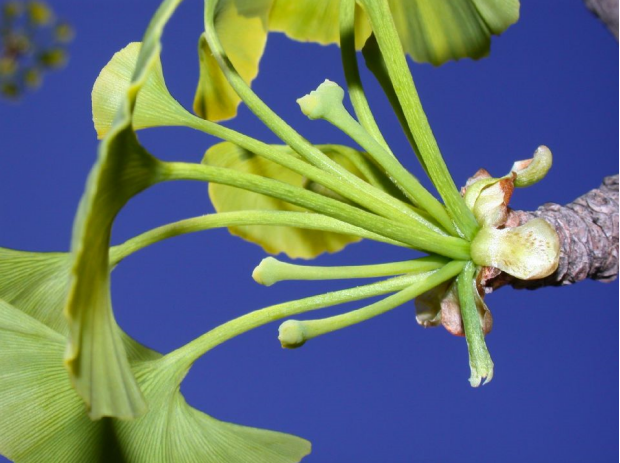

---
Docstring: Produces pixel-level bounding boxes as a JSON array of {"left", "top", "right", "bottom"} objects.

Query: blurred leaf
[
  {"left": 27, "top": 1, "right": 53, "bottom": 26},
  {"left": 54, "top": 21, "right": 74, "bottom": 42},
  {"left": 38, "top": 48, "right": 67, "bottom": 68},
  {"left": 0, "top": 57, "right": 18, "bottom": 76},
  {"left": 23, "top": 66, "right": 42, "bottom": 88},
  {"left": 386, "top": 0, "right": 519, "bottom": 65},
  {"left": 2, "top": 1, "right": 24, "bottom": 19},
  {"left": 268, "top": 0, "right": 371, "bottom": 48},
  {"left": 1, "top": 81, "right": 20, "bottom": 98},
  {"left": 1, "top": 1, "right": 72, "bottom": 100}
]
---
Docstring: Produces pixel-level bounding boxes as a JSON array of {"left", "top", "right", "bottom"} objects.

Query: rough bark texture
[
  {"left": 484, "top": 175, "right": 619, "bottom": 292},
  {"left": 583, "top": 0, "right": 619, "bottom": 39}
]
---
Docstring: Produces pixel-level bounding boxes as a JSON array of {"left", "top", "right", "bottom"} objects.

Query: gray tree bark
[
  {"left": 484, "top": 2, "right": 619, "bottom": 292},
  {"left": 483, "top": 175, "right": 619, "bottom": 292},
  {"left": 583, "top": 0, "right": 619, "bottom": 39}
]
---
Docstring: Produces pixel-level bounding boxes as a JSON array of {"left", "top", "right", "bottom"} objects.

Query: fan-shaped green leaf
[
  {"left": 92, "top": 42, "right": 191, "bottom": 139},
  {"left": 67, "top": 0, "right": 183, "bottom": 419},
  {"left": 268, "top": 0, "right": 519, "bottom": 65},
  {"left": 386, "top": 0, "right": 519, "bottom": 65},
  {"left": 0, "top": 298, "right": 310, "bottom": 462}
]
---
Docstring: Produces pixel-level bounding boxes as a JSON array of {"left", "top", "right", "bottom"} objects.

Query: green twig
[
  {"left": 339, "top": 0, "right": 390, "bottom": 153},
  {"left": 159, "top": 161, "right": 471, "bottom": 259},
  {"left": 278, "top": 259, "right": 465, "bottom": 347},
  {"left": 457, "top": 261, "right": 494, "bottom": 387},
  {"left": 253, "top": 255, "right": 448, "bottom": 286},
  {"left": 359, "top": 0, "right": 479, "bottom": 239},
  {"left": 163, "top": 271, "right": 436, "bottom": 373},
  {"left": 110, "top": 210, "right": 408, "bottom": 265}
]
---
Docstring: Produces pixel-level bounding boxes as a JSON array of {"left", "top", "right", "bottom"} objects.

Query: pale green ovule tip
[
  {"left": 296, "top": 79, "right": 345, "bottom": 120},
  {"left": 252, "top": 257, "right": 281, "bottom": 287},
  {"left": 278, "top": 320, "right": 307, "bottom": 349},
  {"left": 296, "top": 94, "right": 319, "bottom": 118}
]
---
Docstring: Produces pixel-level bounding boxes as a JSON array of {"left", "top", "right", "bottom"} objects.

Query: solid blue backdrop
[{"left": 0, "top": 1, "right": 618, "bottom": 462}]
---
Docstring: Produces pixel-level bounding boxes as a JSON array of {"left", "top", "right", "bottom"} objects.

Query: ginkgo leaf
[
  {"left": 0, "top": 298, "right": 311, "bottom": 463},
  {"left": 67, "top": 0, "right": 181, "bottom": 419},
  {"left": 65, "top": 116, "right": 163, "bottom": 420},
  {"left": 204, "top": 142, "right": 396, "bottom": 259},
  {"left": 193, "top": 0, "right": 272, "bottom": 121},
  {"left": 0, "top": 246, "right": 160, "bottom": 362},
  {"left": 0, "top": 247, "right": 72, "bottom": 334},
  {"left": 92, "top": 42, "right": 192, "bottom": 139},
  {"left": 268, "top": 0, "right": 371, "bottom": 48},
  {"left": 117, "top": 360, "right": 311, "bottom": 463},
  {"left": 268, "top": 0, "right": 518, "bottom": 65},
  {"left": 0, "top": 298, "right": 113, "bottom": 463},
  {"left": 386, "top": 0, "right": 519, "bottom": 65},
  {"left": 195, "top": 0, "right": 518, "bottom": 123}
]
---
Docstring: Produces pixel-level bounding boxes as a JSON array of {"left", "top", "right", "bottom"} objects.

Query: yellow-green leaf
[
  {"left": 196, "top": 0, "right": 519, "bottom": 123},
  {"left": 269, "top": 0, "right": 371, "bottom": 49},
  {"left": 65, "top": 121, "right": 162, "bottom": 420},
  {"left": 118, "top": 361, "right": 311, "bottom": 463},
  {"left": 204, "top": 142, "right": 380, "bottom": 259},
  {"left": 0, "top": 298, "right": 311, "bottom": 463},
  {"left": 386, "top": 0, "right": 519, "bottom": 65},
  {"left": 92, "top": 42, "right": 191, "bottom": 139},
  {"left": 193, "top": 0, "right": 271, "bottom": 121},
  {"left": 0, "top": 298, "right": 110, "bottom": 463},
  {"left": 267, "top": 0, "right": 518, "bottom": 65},
  {"left": 0, "top": 247, "right": 72, "bottom": 334},
  {"left": 67, "top": 0, "right": 183, "bottom": 419},
  {"left": 471, "top": 0, "right": 520, "bottom": 34},
  {"left": 0, "top": 246, "right": 160, "bottom": 362}
]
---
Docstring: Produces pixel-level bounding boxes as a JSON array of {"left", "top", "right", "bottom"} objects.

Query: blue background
[{"left": 0, "top": 1, "right": 617, "bottom": 462}]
